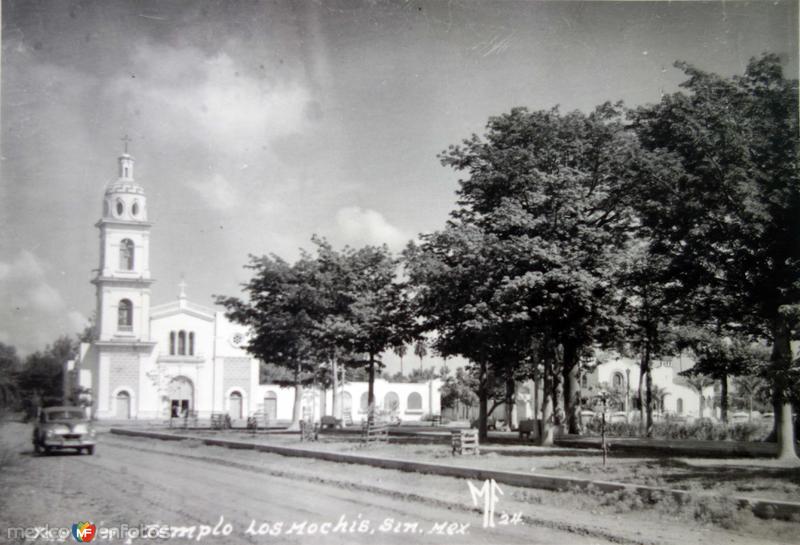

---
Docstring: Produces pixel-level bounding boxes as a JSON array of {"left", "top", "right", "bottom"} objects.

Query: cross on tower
[
  {"left": 178, "top": 276, "right": 187, "bottom": 300},
  {"left": 121, "top": 134, "right": 132, "bottom": 153}
]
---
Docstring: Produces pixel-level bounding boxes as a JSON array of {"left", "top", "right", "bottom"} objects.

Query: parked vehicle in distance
[{"left": 33, "top": 406, "right": 96, "bottom": 455}]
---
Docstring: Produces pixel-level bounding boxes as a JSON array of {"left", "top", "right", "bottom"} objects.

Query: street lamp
[{"left": 598, "top": 389, "right": 610, "bottom": 466}]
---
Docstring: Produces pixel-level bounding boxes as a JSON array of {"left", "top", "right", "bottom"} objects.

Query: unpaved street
[{"left": 0, "top": 426, "right": 607, "bottom": 545}]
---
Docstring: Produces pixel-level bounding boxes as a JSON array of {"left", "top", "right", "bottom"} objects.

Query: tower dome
[{"left": 103, "top": 152, "right": 147, "bottom": 222}]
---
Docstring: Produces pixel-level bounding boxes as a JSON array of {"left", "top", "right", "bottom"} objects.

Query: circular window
[
  {"left": 116, "top": 200, "right": 124, "bottom": 216},
  {"left": 132, "top": 201, "right": 140, "bottom": 217},
  {"left": 229, "top": 333, "right": 244, "bottom": 348}
]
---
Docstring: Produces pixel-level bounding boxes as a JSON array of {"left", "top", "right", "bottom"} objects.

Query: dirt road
[{"left": 1, "top": 427, "right": 606, "bottom": 545}]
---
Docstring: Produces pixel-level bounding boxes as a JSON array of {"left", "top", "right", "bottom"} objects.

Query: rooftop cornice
[
  {"left": 92, "top": 276, "right": 155, "bottom": 286},
  {"left": 95, "top": 219, "right": 153, "bottom": 229}
]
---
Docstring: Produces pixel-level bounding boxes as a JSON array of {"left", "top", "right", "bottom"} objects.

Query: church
[{"left": 69, "top": 151, "right": 441, "bottom": 423}]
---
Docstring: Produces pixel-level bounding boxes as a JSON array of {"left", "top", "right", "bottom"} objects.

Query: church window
[
  {"left": 407, "top": 392, "right": 423, "bottom": 411},
  {"left": 178, "top": 331, "right": 186, "bottom": 355},
  {"left": 169, "top": 332, "right": 176, "bottom": 355},
  {"left": 189, "top": 332, "right": 195, "bottom": 356},
  {"left": 119, "top": 239, "right": 134, "bottom": 270},
  {"left": 118, "top": 299, "right": 133, "bottom": 330},
  {"left": 116, "top": 200, "right": 124, "bottom": 216},
  {"left": 132, "top": 201, "right": 140, "bottom": 217}
]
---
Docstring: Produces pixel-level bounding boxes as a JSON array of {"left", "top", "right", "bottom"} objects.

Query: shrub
[{"left": 584, "top": 416, "right": 768, "bottom": 442}]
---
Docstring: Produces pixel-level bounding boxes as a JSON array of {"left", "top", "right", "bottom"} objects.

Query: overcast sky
[{"left": 1, "top": 1, "right": 797, "bottom": 370}]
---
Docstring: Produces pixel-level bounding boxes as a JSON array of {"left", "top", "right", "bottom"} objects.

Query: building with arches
[{"left": 69, "top": 151, "right": 439, "bottom": 422}]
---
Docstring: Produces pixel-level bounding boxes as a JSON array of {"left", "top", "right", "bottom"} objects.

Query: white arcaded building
[{"left": 69, "top": 151, "right": 440, "bottom": 422}]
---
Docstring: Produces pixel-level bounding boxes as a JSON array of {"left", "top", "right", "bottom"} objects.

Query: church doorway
[
  {"left": 263, "top": 392, "right": 277, "bottom": 422},
  {"left": 115, "top": 391, "right": 131, "bottom": 419},
  {"left": 168, "top": 376, "right": 194, "bottom": 417},
  {"left": 229, "top": 391, "right": 243, "bottom": 419}
]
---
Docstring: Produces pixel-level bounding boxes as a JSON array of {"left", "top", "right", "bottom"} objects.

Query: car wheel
[
  {"left": 86, "top": 446, "right": 95, "bottom": 455},
  {"left": 43, "top": 446, "right": 52, "bottom": 455}
]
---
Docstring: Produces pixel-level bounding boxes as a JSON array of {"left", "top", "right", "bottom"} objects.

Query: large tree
[
  {"left": 436, "top": 103, "right": 642, "bottom": 436},
  {"left": 0, "top": 343, "right": 21, "bottom": 409},
  {"left": 616, "top": 244, "right": 681, "bottom": 436},
  {"left": 678, "top": 330, "right": 769, "bottom": 423},
  {"left": 338, "top": 244, "right": 415, "bottom": 419},
  {"left": 632, "top": 55, "right": 800, "bottom": 460},
  {"left": 405, "top": 223, "right": 515, "bottom": 441},
  {"left": 217, "top": 254, "right": 323, "bottom": 430},
  {"left": 17, "top": 336, "right": 77, "bottom": 417}
]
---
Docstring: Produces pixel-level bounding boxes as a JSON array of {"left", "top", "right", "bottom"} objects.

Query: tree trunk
[
  {"left": 551, "top": 365, "right": 563, "bottom": 428},
  {"left": 367, "top": 355, "right": 376, "bottom": 422},
  {"left": 645, "top": 368, "right": 653, "bottom": 437},
  {"left": 477, "top": 359, "right": 488, "bottom": 443},
  {"left": 533, "top": 375, "right": 539, "bottom": 423},
  {"left": 562, "top": 342, "right": 582, "bottom": 435},
  {"left": 331, "top": 356, "right": 340, "bottom": 420},
  {"left": 720, "top": 373, "right": 729, "bottom": 424},
  {"left": 765, "top": 394, "right": 781, "bottom": 442},
  {"left": 539, "top": 361, "right": 554, "bottom": 446},
  {"left": 637, "top": 360, "right": 646, "bottom": 436},
  {"left": 288, "top": 368, "right": 303, "bottom": 431},
  {"left": 777, "top": 402, "right": 797, "bottom": 461},
  {"left": 504, "top": 368, "right": 515, "bottom": 430},
  {"left": 771, "top": 318, "right": 798, "bottom": 461}
]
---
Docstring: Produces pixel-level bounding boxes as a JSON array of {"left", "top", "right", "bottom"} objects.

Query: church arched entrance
[
  {"left": 115, "top": 391, "right": 131, "bottom": 419},
  {"left": 229, "top": 391, "right": 243, "bottom": 419},
  {"left": 168, "top": 376, "right": 194, "bottom": 417}
]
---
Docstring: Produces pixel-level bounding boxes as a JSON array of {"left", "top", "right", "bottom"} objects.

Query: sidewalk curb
[{"left": 110, "top": 428, "right": 800, "bottom": 522}]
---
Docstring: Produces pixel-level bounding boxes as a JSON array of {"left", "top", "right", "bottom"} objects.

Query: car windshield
[{"left": 45, "top": 410, "right": 86, "bottom": 421}]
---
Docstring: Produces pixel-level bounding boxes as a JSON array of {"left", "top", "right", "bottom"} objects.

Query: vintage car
[{"left": 33, "top": 406, "right": 96, "bottom": 455}]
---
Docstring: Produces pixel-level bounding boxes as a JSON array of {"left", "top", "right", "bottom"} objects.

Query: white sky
[{"left": 1, "top": 1, "right": 797, "bottom": 372}]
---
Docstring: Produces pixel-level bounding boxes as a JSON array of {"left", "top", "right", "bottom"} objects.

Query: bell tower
[{"left": 92, "top": 144, "right": 154, "bottom": 341}]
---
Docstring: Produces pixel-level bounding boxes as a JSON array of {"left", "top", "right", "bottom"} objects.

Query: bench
[
  {"left": 320, "top": 416, "right": 341, "bottom": 430},
  {"left": 423, "top": 414, "right": 442, "bottom": 427},
  {"left": 170, "top": 411, "right": 198, "bottom": 429},
  {"left": 518, "top": 419, "right": 536, "bottom": 440}
]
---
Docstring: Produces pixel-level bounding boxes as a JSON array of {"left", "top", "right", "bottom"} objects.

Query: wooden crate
[
  {"left": 300, "top": 420, "right": 318, "bottom": 442},
  {"left": 451, "top": 429, "right": 479, "bottom": 455},
  {"left": 360, "top": 418, "right": 389, "bottom": 446}
]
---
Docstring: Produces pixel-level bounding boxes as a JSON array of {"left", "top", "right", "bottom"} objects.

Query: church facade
[{"left": 70, "top": 152, "right": 441, "bottom": 422}]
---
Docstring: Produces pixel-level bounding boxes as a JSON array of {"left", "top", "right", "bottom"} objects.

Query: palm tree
[
  {"left": 413, "top": 339, "right": 428, "bottom": 373},
  {"left": 649, "top": 384, "right": 669, "bottom": 414},
  {"left": 684, "top": 374, "right": 714, "bottom": 418},
  {"left": 733, "top": 374, "right": 766, "bottom": 420},
  {"left": 393, "top": 344, "right": 408, "bottom": 375}
]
